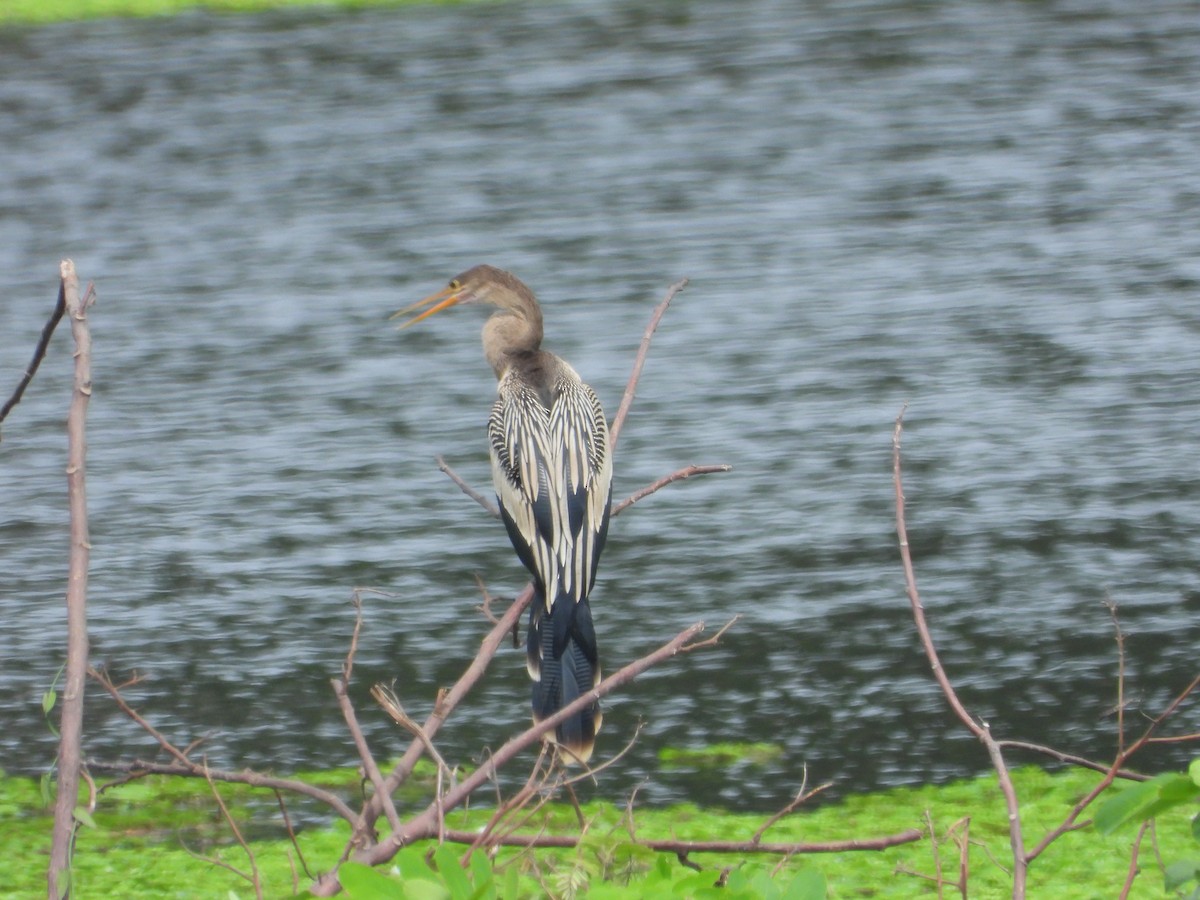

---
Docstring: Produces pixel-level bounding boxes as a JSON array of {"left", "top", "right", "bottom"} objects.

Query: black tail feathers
[{"left": 527, "top": 595, "right": 601, "bottom": 763}]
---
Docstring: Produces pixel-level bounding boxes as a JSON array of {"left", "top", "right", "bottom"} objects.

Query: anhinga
[{"left": 395, "top": 265, "right": 613, "bottom": 762}]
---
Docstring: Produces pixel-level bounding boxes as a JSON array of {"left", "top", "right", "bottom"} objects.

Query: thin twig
[
  {"left": 274, "top": 789, "right": 314, "bottom": 882},
  {"left": 314, "top": 620, "right": 727, "bottom": 893},
  {"left": 202, "top": 760, "right": 263, "bottom": 900},
  {"left": 1117, "top": 819, "right": 1151, "bottom": 900},
  {"left": 893, "top": 407, "right": 1026, "bottom": 897},
  {"left": 752, "top": 771, "right": 832, "bottom": 844},
  {"left": 1105, "top": 598, "right": 1127, "bottom": 758},
  {"left": 88, "top": 666, "right": 197, "bottom": 767},
  {"left": 86, "top": 758, "right": 359, "bottom": 825},
  {"left": 1145, "top": 731, "right": 1200, "bottom": 744},
  {"left": 434, "top": 828, "right": 925, "bottom": 855},
  {"left": 611, "top": 464, "right": 731, "bottom": 517},
  {"left": 436, "top": 455, "right": 499, "bottom": 518},
  {"left": 336, "top": 593, "right": 404, "bottom": 835},
  {"left": 0, "top": 278, "right": 67, "bottom": 428},
  {"left": 371, "top": 685, "right": 453, "bottom": 777},
  {"left": 371, "top": 583, "right": 536, "bottom": 813},
  {"left": 610, "top": 277, "right": 688, "bottom": 451},
  {"left": 993, "top": 740, "right": 1148, "bottom": 780},
  {"left": 1026, "top": 671, "right": 1200, "bottom": 863}
]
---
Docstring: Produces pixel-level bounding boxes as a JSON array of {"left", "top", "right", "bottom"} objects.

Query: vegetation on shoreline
[
  {"left": 4, "top": 764, "right": 1193, "bottom": 897},
  {"left": 0, "top": 0, "right": 460, "bottom": 28}
]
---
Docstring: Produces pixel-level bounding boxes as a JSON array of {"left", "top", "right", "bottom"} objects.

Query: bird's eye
[{"left": 449, "top": 279, "right": 461, "bottom": 289}]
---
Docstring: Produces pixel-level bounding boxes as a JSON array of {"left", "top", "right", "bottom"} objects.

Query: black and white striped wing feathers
[{"left": 487, "top": 364, "right": 612, "bottom": 613}]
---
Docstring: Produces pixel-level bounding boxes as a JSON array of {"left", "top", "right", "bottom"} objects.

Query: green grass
[
  {"left": 0, "top": 0, "right": 472, "bottom": 27},
  {"left": 5, "top": 764, "right": 1195, "bottom": 897}
]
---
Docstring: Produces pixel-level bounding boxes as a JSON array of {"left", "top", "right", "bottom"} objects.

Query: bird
[{"left": 394, "top": 265, "right": 613, "bottom": 763}]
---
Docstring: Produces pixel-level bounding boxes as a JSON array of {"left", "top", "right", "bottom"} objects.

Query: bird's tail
[{"left": 527, "top": 594, "right": 601, "bottom": 763}]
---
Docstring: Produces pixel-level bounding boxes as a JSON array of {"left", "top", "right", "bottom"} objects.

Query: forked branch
[{"left": 893, "top": 407, "right": 1026, "bottom": 897}]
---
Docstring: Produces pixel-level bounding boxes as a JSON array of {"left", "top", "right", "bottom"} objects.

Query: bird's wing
[
  {"left": 549, "top": 377, "right": 613, "bottom": 605},
  {"left": 489, "top": 377, "right": 567, "bottom": 606}
]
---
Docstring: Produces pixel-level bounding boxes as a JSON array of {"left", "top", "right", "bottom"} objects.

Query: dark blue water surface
[{"left": 2, "top": 0, "right": 1199, "bottom": 812}]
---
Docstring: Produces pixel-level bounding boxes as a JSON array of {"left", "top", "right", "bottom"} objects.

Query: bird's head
[{"left": 393, "top": 264, "right": 530, "bottom": 329}]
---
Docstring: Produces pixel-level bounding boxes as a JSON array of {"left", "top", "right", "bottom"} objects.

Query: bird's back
[{"left": 487, "top": 351, "right": 612, "bottom": 761}]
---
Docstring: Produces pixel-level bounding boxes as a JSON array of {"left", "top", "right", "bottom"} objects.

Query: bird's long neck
[{"left": 483, "top": 306, "right": 544, "bottom": 379}]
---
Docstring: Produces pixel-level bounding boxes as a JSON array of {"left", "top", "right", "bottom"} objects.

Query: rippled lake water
[{"left": 2, "top": 0, "right": 1199, "bottom": 811}]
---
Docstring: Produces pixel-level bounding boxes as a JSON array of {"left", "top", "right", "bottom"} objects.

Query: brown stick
[
  {"left": 436, "top": 454, "right": 499, "bottom": 518},
  {"left": 893, "top": 407, "right": 1027, "bottom": 897},
  {"left": 202, "top": 761, "right": 263, "bottom": 900},
  {"left": 610, "top": 278, "right": 687, "bottom": 451},
  {"left": 0, "top": 278, "right": 67, "bottom": 429},
  {"left": 992, "top": 740, "right": 1148, "bottom": 780},
  {"left": 360, "top": 583, "right": 536, "bottom": 837},
  {"left": 312, "top": 620, "right": 719, "bottom": 894},
  {"left": 48, "top": 261, "right": 93, "bottom": 900},
  {"left": 611, "top": 464, "right": 732, "bottom": 517},
  {"left": 86, "top": 758, "right": 359, "bottom": 824},
  {"left": 435, "top": 827, "right": 924, "bottom": 855},
  {"left": 334, "top": 594, "right": 404, "bottom": 835},
  {"left": 1116, "top": 820, "right": 1151, "bottom": 900},
  {"left": 1025, "top": 671, "right": 1200, "bottom": 863}
]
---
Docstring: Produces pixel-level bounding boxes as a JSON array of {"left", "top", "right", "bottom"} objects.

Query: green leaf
[
  {"left": 42, "top": 689, "right": 57, "bottom": 716},
  {"left": 72, "top": 806, "right": 96, "bottom": 828},
  {"left": 467, "top": 850, "right": 494, "bottom": 900},
  {"left": 1190, "top": 758, "right": 1200, "bottom": 787},
  {"left": 1192, "top": 811, "right": 1200, "bottom": 844},
  {"left": 433, "top": 844, "right": 472, "bottom": 900},
  {"left": 1095, "top": 774, "right": 1200, "bottom": 834},
  {"left": 1164, "top": 859, "right": 1200, "bottom": 891},
  {"left": 338, "top": 861, "right": 408, "bottom": 900},
  {"left": 782, "top": 869, "right": 828, "bottom": 900}
]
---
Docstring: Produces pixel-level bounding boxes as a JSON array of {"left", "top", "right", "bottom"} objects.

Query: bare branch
[
  {"left": 0, "top": 276, "right": 67, "bottom": 429},
  {"left": 88, "top": 666, "right": 194, "bottom": 767},
  {"left": 434, "top": 827, "right": 924, "bottom": 855},
  {"left": 86, "top": 758, "right": 359, "bottom": 825},
  {"left": 1117, "top": 820, "right": 1151, "bottom": 900},
  {"left": 893, "top": 407, "right": 1026, "bottom": 896},
  {"left": 1145, "top": 731, "right": 1200, "bottom": 745},
  {"left": 370, "top": 683, "right": 455, "bottom": 786},
  {"left": 202, "top": 760, "right": 263, "bottom": 900},
  {"left": 273, "top": 789, "right": 314, "bottom": 883},
  {"left": 752, "top": 771, "right": 832, "bottom": 844},
  {"left": 610, "top": 278, "right": 688, "bottom": 451},
  {"left": 1105, "top": 598, "right": 1127, "bottom": 758},
  {"left": 333, "top": 592, "right": 404, "bottom": 836},
  {"left": 49, "top": 261, "right": 94, "bottom": 899},
  {"left": 361, "top": 583, "right": 537, "bottom": 837},
  {"left": 1026, "top": 671, "right": 1200, "bottom": 863},
  {"left": 313, "top": 619, "right": 726, "bottom": 893},
  {"left": 611, "top": 464, "right": 732, "bottom": 518},
  {"left": 436, "top": 455, "right": 499, "bottom": 518},
  {"left": 993, "top": 740, "right": 1148, "bottom": 780}
]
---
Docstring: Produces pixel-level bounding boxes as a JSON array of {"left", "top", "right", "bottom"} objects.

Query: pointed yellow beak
[{"left": 391, "top": 284, "right": 464, "bottom": 330}]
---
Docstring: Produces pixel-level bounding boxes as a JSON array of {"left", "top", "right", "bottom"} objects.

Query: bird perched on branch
[{"left": 395, "top": 265, "right": 613, "bottom": 762}]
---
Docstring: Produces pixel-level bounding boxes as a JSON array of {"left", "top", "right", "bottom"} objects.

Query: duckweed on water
[{"left": 4, "top": 765, "right": 1193, "bottom": 897}]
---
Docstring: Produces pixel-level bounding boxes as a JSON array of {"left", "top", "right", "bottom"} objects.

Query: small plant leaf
[
  {"left": 72, "top": 806, "right": 96, "bottom": 828},
  {"left": 433, "top": 844, "right": 472, "bottom": 900},
  {"left": 337, "top": 861, "right": 409, "bottom": 900},
  {"left": 42, "top": 689, "right": 57, "bottom": 716},
  {"left": 1095, "top": 774, "right": 1200, "bottom": 834},
  {"left": 1190, "top": 758, "right": 1200, "bottom": 787},
  {"left": 783, "top": 869, "right": 828, "bottom": 900},
  {"left": 1164, "top": 859, "right": 1200, "bottom": 891},
  {"left": 467, "top": 850, "right": 494, "bottom": 900}
]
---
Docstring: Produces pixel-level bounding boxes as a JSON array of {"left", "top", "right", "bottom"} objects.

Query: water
[{"left": 2, "top": 0, "right": 1199, "bottom": 812}]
